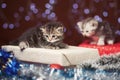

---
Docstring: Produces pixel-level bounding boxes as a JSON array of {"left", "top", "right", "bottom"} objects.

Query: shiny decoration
[
  {"left": 75, "top": 67, "right": 120, "bottom": 80},
  {"left": 2, "top": 23, "right": 8, "bottom": 29},
  {"left": 0, "top": 49, "right": 20, "bottom": 76},
  {"left": 1, "top": 3, "right": 7, "bottom": 9},
  {"left": 118, "top": 17, "right": 120, "bottom": 24}
]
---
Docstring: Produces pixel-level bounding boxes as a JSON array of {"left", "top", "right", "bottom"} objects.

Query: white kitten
[{"left": 77, "top": 17, "right": 115, "bottom": 45}]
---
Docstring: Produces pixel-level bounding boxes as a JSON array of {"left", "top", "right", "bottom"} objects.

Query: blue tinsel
[{"left": 0, "top": 49, "right": 20, "bottom": 76}]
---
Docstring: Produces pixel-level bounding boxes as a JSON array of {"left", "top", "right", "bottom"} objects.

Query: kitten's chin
[
  {"left": 47, "top": 40, "right": 58, "bottom": 43},
  {"left": 84, "top": 35, "right": 92, "bottom": 37},
  {"left": 84, "top": 34, "right": 95, "bottom": 37}
]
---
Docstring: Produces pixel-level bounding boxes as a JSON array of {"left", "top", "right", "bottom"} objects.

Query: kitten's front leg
[
  {"left": 19, "top": 41, "right": 29, "bottom": 51},
  {"left": 58, "top": 43, "right": 68, "bottom": 49},
  {"left": 97, "top": 35, "right": 105, "bottom": 45}
]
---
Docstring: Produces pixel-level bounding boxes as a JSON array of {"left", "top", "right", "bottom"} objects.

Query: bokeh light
[
  {"left": 49, "top": 0, "right": 55, "bottom": 4},
  {"left": 45, "top": 3, "right": 52, "bottom": 9},
  {"left": 30, "top": 3, "right": 36, "bottom": 11},
  {"left": 49, "top": 12, "right": 56, "bottom": 18},
  {"left": 2, "top": 23, "right": 8, "bottom": 29},
  {"left": 94, "top": 15, "right": 102, "bottom": 22},
  {"left": 103, "top": 11, "right": 108, "bottom": 17},
  {"left": 25, "top": 16, "right": 31, "bottom": 21},
  {"left": 19, "top": 6, "right": 24, "bottom": 12},
  {"left": 33, "top": 9, "right": 38, "bottom": 14},
  {"left": 45, "top": 9, "right": 51, "bottom": 14},
  {"left": 9, "top": 24, "right": 15, "bottom": 29},
  {"left": 72, "top": 3, "right": 78, "bottom": 9},
  {"left": 1, "top": 3, "right": 7, "bottom": 9},
  {"left": 118, "top": 17, "right": 120, "bottom": 24},
  {"left": 84, "top": 8, "right": 90, "bottom": 14}
]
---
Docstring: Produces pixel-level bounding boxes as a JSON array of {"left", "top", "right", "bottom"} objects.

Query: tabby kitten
[
  {"left": 10, "top": 22, "right": 68, "bottom": 50},
  {"left": 77, "top": 17, "right": 115, "bottom": 45}
]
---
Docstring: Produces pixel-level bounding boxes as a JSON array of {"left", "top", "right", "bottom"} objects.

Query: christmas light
[
  {"left": 1, "top": 3, "right": 7, "bottom": 9},
  {"left": 103, "top": 11, "right": 108, "bottom": 17},
  {"left": 25, "top": 16, "right": 31, "bottom": 21},
  {"left": 84, "top": 8, "right": 90, "bottom": 14},
  {"left": 18, "top": 6, "right": 24, "bottom": 12},
  {"left": 2, "top": 23, "right": 8, "bottom": 29},
  {"left": 94, "top": 15, "right": 102, "bottom": 22},
  {"left": 9, "top": 24, "right": 15, "bottom": 29},
  {"left": 118, "top": 17, "right": 120, "bottom": 24},
  {"left": 72, "top": 3, "right": 78, "bottom": 9},
  {"left": 45, "top": 9, "right": 51, "bottom": 14}
]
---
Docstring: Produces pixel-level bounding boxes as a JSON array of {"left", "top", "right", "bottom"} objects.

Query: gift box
[
  {"left": 79, "top": 41, "right": 120, "bottom": 56},
  {"left": 2, "top": 45, "right": 99, "bottom": 66}
]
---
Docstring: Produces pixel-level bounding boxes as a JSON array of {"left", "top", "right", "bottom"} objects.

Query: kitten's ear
[
  {"left": 90, "top": 19, "right": 98, "bottom": 27},
  {"left": 77, "top": 21, "right": 83, "bottom": 30},
  {"left": 57, "top": 27, "right": 64, "bottom": 33},
  {"left": 39, "top": 26, "right": 46, "bottom": 32}
]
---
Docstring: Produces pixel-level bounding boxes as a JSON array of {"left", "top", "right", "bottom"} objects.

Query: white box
[{"left": 2, "top": 45, "right": 100, "bottom": 66}]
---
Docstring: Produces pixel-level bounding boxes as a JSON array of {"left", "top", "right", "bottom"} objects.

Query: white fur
[
  {"left": 77, "top": 19, "right": 98, "bottom": 37},
  {"left": 19, "top": 41, "right": 29, "bottom": 49},
  {"left": 107, "top": 40, "right": 114, "bottom": 45},
  {"left": 97, "top": 35, "right": 105, "bottom": 45}
]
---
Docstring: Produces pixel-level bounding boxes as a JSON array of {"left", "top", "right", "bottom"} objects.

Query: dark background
[{"left": 0, "top": 0, "right": 120, "bottom": 46}]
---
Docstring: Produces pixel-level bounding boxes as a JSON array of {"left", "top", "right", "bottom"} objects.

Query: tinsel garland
[
  {"left": 0, "top": 49, "right": 20, "bottom": 76},
  {"left": 0, "top": 49, "right": 120, "bottom": 80}
]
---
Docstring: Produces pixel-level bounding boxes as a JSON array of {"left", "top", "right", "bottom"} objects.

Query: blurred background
[{"left": 0, "top": 0, "right": 120, "bottom": 46}]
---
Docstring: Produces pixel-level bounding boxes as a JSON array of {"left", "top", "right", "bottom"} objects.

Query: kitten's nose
[
  {"left": 83, "top": 34, "right": 86, "bottom": 36},
  {"left": 49, "top": 38, "right": 52, "bottom": 41}
]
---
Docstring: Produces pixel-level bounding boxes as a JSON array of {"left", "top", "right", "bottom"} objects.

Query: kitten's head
[
  {"left": 77, "top": 17, "right": 98, "bottom": 37},
  {"left": 40, "top": 22, "right": 64, "bottom": 43}
]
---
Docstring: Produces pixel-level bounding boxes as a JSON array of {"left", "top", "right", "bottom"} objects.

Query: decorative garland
[
  {"left": 0, "top": 49, "right": 120, "bottom": 80},
  {"left": 0, "top": 49, "right": 20, "bottom": 76}
]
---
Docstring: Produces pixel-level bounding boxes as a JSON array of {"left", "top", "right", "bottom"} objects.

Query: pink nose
[
  {"left": 49, "top": 38, "right": 52, "bottom": 41},
  {"left": 83, "top": 34, "right": 86, "bottom": 37}
]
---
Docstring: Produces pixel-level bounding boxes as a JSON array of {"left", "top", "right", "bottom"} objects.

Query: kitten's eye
[
  {"left": 92, "top": 23, "right": 97, "bottom": 27},
  {"left": 52, "top": 35, "right": 56, "bottom": 38},
  {"left": 45, "top": 35, "right": 48, "bottom": 38},
  {"left": 92, "top": 24, "right": 95, "bottom": 26},
  {"left": 86, "top": 31, "right": 89, "bottom": 33}
]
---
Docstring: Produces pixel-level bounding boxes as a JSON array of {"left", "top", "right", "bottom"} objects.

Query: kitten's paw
[
  {"left": 55, "top": 46, "right": 60, "bottom": 49},
  {"left": 19, "top": 41, "right": 29, "bottom": 51},
  {"left": 58, "top": 43, "right": 68, "bottom": 49},
  {"left": 51, "top": 46, "right": 60, "bottom": 49},
  {"left": 107, "top": 40, "right": 114, "bottom": 45},
  {"left": 97, "top": 41, "right": 105, "bottom": 45}
]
